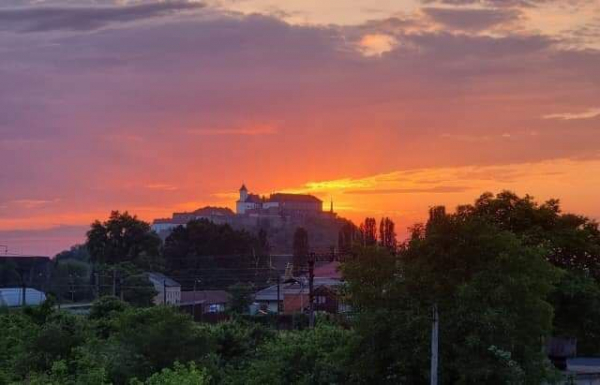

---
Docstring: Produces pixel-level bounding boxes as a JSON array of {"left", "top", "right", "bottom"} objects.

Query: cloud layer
[{"left": 0, "top": 0, "right": 599, "bottom": 255}]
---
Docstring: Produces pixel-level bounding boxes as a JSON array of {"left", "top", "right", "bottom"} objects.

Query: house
[
  {"left": 566, "top": 358, "right": 600, "bottom": 384},
  {"left": 179, "top": 290, "right": 230, "bottom": 322},
  {"left": 147, "top": 272, "right": 181, "bottom": 305},
  {"left": 0, "top": 287, "right": 46, "bottom": 307},
  {"left": 254, "top": 276, "right": 345, "bottom": 314},
  {"left": 180, "top": 290, "right": 230, "bottom": 313}
]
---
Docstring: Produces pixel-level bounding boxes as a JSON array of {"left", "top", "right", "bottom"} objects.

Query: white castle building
[
  {"left": 152, "top": 184, "right": 326, "bottom": 234},
  {"left": 236, "top": 184, "right": 323, "bottom": 215}
]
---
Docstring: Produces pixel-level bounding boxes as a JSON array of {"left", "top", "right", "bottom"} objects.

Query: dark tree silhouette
[
  {"left": 379, "top": 217, "right": 397, "bottom": 252},
  {"left": 293, "top": 227, "right": 309, "bottom": 274},
  {"left": 338, "top": 221, "right": 357, "bottom": 254},
  {"left": 361, "top": 218, "right": 377, "bottom": 247},
  {"left": 86, "top": 211, "right": 161, "bottom": 269}
]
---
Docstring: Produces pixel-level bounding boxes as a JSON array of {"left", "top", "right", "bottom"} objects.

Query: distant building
[
  {"left": 0, "top": 255, "right": 52, "bottom": 290},
  {"left": 236, "top": 184, "right": 323, "bottom": 215},
  {"left": 0, "top": 288, "right": 46, "bottom": 307},
  {"left": 147, "top": 272, "right": 181, "bottom": 305},
  {"left": 152, "top": 207, "right": 236, "bottom": 233},
  {"left": 151, "top": 184, "right": 342, "bottom": 254}
]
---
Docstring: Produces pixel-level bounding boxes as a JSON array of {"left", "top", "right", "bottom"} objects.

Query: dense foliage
[
  {"left": 86, "top": 211, "right": 162, "bottom": 270},
  {"left": 163, "top": 219, "right": 271, "bottom": 289},
  {"left": 3, "top": 191, "right": 600, "bottom": 385},
  {"left": 0, "top": 301, "right": 353, "bottom": 385}
]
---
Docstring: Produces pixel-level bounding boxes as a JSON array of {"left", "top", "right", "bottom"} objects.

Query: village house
[
  {"left": 253, "top": 261, "right": 349, "bottom": 315},
  {"left": 147, "top": 272, "right": 181, "bottom": 306}
]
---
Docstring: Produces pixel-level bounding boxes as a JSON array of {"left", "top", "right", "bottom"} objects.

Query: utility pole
[
  {"left": 308, "top": 253, "right": 315, "bottom": 329},
  {"left": 430, "top": 304, "right": 439, "bottom": 385},
  {"left": 193, "top": 279, "right": 201, "bottom": 321},
  {"left": 21, "top": 281, "right": 27, "bottom": 307},
  {"left": 112, "top": 269, "right": 117, "bottom": 297},
  {"left": 94, "top": 273, "right": 99, "bottom": 300},
  {"left": 276, "top": 274, "right": 281, "bottom": 315}
]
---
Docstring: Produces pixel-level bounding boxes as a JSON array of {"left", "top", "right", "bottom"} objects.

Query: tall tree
[
  {"left": 293, "top": 227, "right": 309, "bottom": 274},
  {"left": 86, "top": 211, "right": 162, "bottom": 269},
  {"left": 458, "top": 191, "right": 600, "bottom": 277},
  {"left": 378, "top": 217, "right": 397, "bottom": 252},
  {"left": 360, "top": 218, "right": 377, "bottom": 247},
  {"left": 162, "top": 219, "right": 272, "bottom": 290},
  {"left": 344, "top": 199, "right": 561, "bottom": 384},
  {"left": 458, "top": 191, "right": 600, "bottom": 353},
  {"left": 338, "top": 221, "right": 357, "bottom": 254}
]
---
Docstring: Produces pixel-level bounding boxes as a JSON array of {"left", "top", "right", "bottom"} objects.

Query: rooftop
[
  {"left": 0, "top": 288, "right": 46, "bottom": 307},
  {"left": 269, "top": 193, "right": 322, "bottom": 203},
  {"left": 180, "top": 290, "right": 230, "bottom": 305},
  {"left": 147, "top": 272, "right": 180, "bottom": 287},
  {"left": 255, "top": 277, "right": 343, "bottom": 301}
]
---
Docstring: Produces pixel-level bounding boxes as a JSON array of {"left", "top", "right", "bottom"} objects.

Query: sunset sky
[{"left": 1, "top": 0, "right": 599, "bottom": 256}]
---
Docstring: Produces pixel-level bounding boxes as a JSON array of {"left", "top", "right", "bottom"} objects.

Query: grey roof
[
  {"left": 254, "top": 277, "right": 343, "bottom": 301},
  {"left": 147, "top": 272, "right": 180, "bottom": 287},
  {"left": 180, "top": 290, "right": 230, "bottom": 305},
  {"left": 0, "top": 288, "right": 46, "bottom": 307},
  {"left": 568, "top": 358, "right": 600, "bottom": 367}
]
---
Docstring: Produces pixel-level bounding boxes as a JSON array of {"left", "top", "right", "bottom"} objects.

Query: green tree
[
  {"left": 228, "top": 283, "right": 253, "bottom": 314},
  {"left": 292, "top": 227, "right": 309, "bottom": 274},
  {"left": 55, "top": 244, "right": 91, "bottom": 264},
  {"left": 337, "top": 221, "right": 357, "bottom": 254},
  {"left": 109, "top": 306, "right": 211, "bottom": 379},
  {"left": 132, "top": 362, "right": 209, "bottom": 385},
  {"left": 86, "top": 211, "right": 162, "bottom": 269},
  {"left": 550, "top": 271, "right": 600, "bottom": 355},
  {"left": 359, "top": 217, "right": 377, "bottom": 247},
  {"left": 460, "top": 191, "right": 600, "bottom": 352},
  {"left": 231, "top": 324, "right": 357, "bottom": 385},
  {"left": 344, "top": 205, "right": 561, "bottom": 384},
  {"left": 163, "top": 219, "right": 269, "bottom": 288},
  {"left": 379, "top": 217, "right": 397, "bottom": 252},
  {"left": 121, "top": 274, "right": 157, "bottom": 307},
  {"left": 50, "top": 259, "right": 92, "bottom": 302}
]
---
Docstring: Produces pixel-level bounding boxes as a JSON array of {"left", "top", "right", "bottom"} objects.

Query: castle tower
[{"left": 239, "top": 184, "right": 248, "bottom": 202}]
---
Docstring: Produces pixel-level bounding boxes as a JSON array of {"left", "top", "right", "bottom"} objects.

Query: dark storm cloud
[
  {"left": 423, "top": 7, "right": 521, "bottom": 31},
  {"left": 0, "top": 1, "right": 204, "bottom": 33}
]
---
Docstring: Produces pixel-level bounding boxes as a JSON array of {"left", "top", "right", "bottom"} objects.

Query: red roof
[
  {"left": 268, "top": 193, "right": 322, "bottom": 203},
  {"left": 313, "top": 261, "right": 342, "bottom": 279},
  {"left": 244, "top": 194, "right": 262, "bottom": 203}
]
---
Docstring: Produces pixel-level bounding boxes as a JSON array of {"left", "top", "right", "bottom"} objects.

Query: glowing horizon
[{"left": 0, "top": 0, "right": 599, "bottom": 256}]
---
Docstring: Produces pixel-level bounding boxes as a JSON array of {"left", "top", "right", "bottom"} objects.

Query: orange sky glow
[{"left": 0, "top": 0, "right": 599, "bottom": 255}]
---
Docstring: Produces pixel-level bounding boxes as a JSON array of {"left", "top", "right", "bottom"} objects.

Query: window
[
  {"left": 316, "top": 296, "right": 327, "bottom": 304},
  {"left": 208, "top": 304, "right": 225, "bottom": 313}
]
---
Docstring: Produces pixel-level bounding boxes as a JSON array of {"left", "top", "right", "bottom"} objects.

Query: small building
[
  {"left": 180, "top": 290, "right": 230, "bottom": 322},
  {"left": 0, "top": 287, "right": 46, "bottom": 307},
  {"left": 147, "top": 272, "right": 181, "bottom": 305},
  {"left": 254, "top": 276, "right": 345, "bottom": 314},
  {"left": 180, "top": 290, "right": 230, "bottom": 313}
]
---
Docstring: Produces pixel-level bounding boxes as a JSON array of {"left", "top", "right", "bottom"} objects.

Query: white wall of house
[{"left": 152, "top": 285, "right": 181, "bottom": 306}]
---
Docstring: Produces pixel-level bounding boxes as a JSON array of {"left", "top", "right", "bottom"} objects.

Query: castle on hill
[
  {"left": 236, "top": 184, "right": 324, "bottom": 215},
  {"left": 151, "top": 184, "right": 341, "bottom": 253}
]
